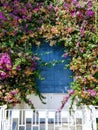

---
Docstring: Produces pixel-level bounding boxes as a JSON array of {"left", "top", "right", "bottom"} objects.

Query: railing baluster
[{"left": 1, "top": 106, "right": 93, "bottom": 130}]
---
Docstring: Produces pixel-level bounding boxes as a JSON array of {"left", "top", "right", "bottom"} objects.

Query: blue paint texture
[{"left": 32, "top": 41, "right": 73, "bottom": 93}]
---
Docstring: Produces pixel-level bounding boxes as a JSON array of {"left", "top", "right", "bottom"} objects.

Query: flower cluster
[
  {"left": 0, "top": 49, "right": 41, "bottom": 108},
  {"left": 0, "top": 0, "right": 98, "bottom": 108},
  {"left": 0, "top": 52, "right": 12, "bottom": 79}
]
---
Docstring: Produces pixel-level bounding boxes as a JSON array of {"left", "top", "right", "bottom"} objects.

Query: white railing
[
  {"left": 0, "top": 106, "right": 98, "bottom": 130},
  {"left": 0, "top": 105, "right": 7, "bottom": 130},
  {"left": 1, "top": 108, "right": 83, "bottom": 130}
]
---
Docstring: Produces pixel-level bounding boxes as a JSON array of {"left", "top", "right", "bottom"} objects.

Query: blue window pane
[{"left": 32, "top": 41, "right": 73, "bottom": 93}]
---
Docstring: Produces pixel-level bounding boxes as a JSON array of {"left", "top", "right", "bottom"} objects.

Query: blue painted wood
[{"left": 32, "top": 41, "right": 73, "bottom": 93}]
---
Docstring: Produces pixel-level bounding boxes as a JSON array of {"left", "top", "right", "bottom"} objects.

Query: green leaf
[{"left": 94, "top": 72, "right": 98, "bottom": 79}]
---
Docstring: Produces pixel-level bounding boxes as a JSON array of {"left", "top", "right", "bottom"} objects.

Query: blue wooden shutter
[{"left": 33, "top": 41, "right": 73, "bottom": 93}]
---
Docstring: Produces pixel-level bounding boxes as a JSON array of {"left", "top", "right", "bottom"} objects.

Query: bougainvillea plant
[{"left": 0, "top": 0, "right": 98, "bottom": 108}]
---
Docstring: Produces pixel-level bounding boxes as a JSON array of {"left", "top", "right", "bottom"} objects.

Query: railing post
[
  {"left": 46, "top": 110, "right": 48, "bottom": 130},
  {"left": 91, "top": 106, "right": 97, "bottom": 130},
  {"left": 82, "top": 106, "right": 93, "bottom": 130},
  {"left": 0, "top": 105, "right": 7, "bottom": 130}
]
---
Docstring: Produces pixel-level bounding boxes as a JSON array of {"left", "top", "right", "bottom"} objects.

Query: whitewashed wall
[{"left": 14, "top": 93, "right": 70, "bottom": 109}]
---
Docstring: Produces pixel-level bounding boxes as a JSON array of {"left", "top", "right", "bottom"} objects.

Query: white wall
[{"left": 14, "top": 93, "right": 70, "bottom": 109}]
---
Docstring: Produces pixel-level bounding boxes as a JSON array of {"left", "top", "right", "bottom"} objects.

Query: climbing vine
[{"left": 0, "top": 0, "right": 98, "bottom": 108}]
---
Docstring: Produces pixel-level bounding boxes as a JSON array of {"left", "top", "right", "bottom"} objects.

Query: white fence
[
  {"left": 0, "top": 105, "right": 7, "bottom": 130},
  {"left": 0, "top": 105, "right": 98, "bottom": 130}
]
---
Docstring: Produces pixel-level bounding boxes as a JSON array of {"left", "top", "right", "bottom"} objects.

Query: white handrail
[{"left": 1, "top": 106, "right": 98, "bottom": 130}]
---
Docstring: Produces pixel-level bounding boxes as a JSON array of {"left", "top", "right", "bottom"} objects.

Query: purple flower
[
  {"left": 93, "top": 65, "right": 96, "bottom": 68},
  {"left": 87, "top": 89, "right": 96, "bottom": 97},
  {"left": 20, "top": 8, "right": 27, "bottom": 14},
  {"left": 86, "top": 10, "right": 94, "bottom": 17},
  {"left": 8, "top": 99, "right": 12, "bottom": 103},
  {"left": 82, "top": 20, "right": 88, "bottom": 26},
  {"left": 34, "top": 7, "right": 39, "bottom": 11},
  {"left": 72, "top": 0, "right": 78, "bottom": 5},
  {"left": 10, "top": 50, "right": 14, "bottom": 53},
  {"left": 32, "top": 55, "right": 39, "bottom": 60},
  {"left": 71, "top": 10, "right": 77, "bottom": 17},
  {"left": 0, "top": 66, "right": 3, "bottom": 69},
  {"left": 49, "top": 4, "right": 53, "bottom": 11},
  {"left": 80, "top": 28, "right": 85, "bottom": 37},
  {"left": 0, "top": 71, "right": 6, "bottom": 79},
  {"left": 16, "top": 66, "right": 21, "bottom": 70},
  {"left": 63, "top": 95, "right": 69, "bottom": 101},
  {"left": 10, "top": 90, "right": 18, "bottom": 95},
  {"left": 13, "top": 0, "right": 19, "bottom": 7},
  {"left": 68, "top": 90, "right": 74, "bottom": 95},
  {"left": 5, "top": 64, "right": 12, "bottom": 70},
  {"left": 90, "top": 90, "right": 96, "bottom": 96},
  {"left": 0, "top": 12, "right": 6, "bottom": 20},
  {"left": 87, "top": 89, "right": 91, "bottom": 93},
  {"left": 26, "top": 3, "right": 32, "bottom": 9},
  {"left": 64, "top": 3, "right": 70, "bottom": 10},
  {"left": 0, "top": 52, "right": 12, "bottom": 78},
  {"left": 22, "top": 15, "right": 27, "bottom": 19},
  {"left": 58, "top": 95, "right": 69, "bottom": 111},
  {"left": 55, "top": 6, "right": 59, "bottom": 12},
  {"left": 80, "top": 49, "right": 84, "bottom": 53},
  {"left": 87, "top": 1, "right": 93, "bottom": 9},
  {"left": 77, "top": 11, "right": 83, "bottom": 19},
  {"left": 3, "top": 3, "right": 8, "bottom": 7},
  {"left": 63, "top": 52, "right": 68, "bottom": 58}
]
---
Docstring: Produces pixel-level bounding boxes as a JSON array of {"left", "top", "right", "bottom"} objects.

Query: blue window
[{"left": 33, "top": 41, "right": 73, "bottom": 93}]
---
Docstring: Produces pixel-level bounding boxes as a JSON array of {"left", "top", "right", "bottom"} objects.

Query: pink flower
[
  {"left": 0, "top": 65, "right": 3, "bottom": 69},
  {"left": 49, "top": 4, "right": 53, "bottom": 11},
  {"left": 90, "top": 90, "right": 96, "bottom": 97},
  {"left": 34, "top": 7, "right": 39, "bottom": 11},
  {"left": 0, "top": 12, "right": 6, "bottom": 20},
  {"left": 77, "top": 11, "right": 83, "bottom": 19},
  {"left": 0, "top": 71, "right": 6, "bottom": 79},
  {"left": 62, "top": 95, "right": 69, "bottom": 102},
  {"left": 72, "top": 0, "right": 78, "bottom": 5},
  {"left": 68, "top": 90, "right": 74, "bottom": 95},
  {"left": 8, "top": 99, "right": 12, "bottom": 103},
  {"left": 55, "top": 6, "right": 59, "bottom": 12},
  {"left": 80, "top": 28, "right": 85, "bottom": 37},
  {"left": 87, "top": 1, "right": 93, "bottom": 9},
  {"left": 87, "top": 89, "right": 96, "bottom": 97},
  {"left": 64, "top": 3, "right": 70, "bottom": 10},
  {"left": 71, "top": 10, "right": 77, "bottom": 17},
  {"left": 10, "top": 90, "right": 18, "bottom": 95},
  {"left": 63, "top": 52, "right": 68, "bottom": 58},
  {"left": 86, "top": 9, "right": 94, "bottom": 17},
  {"left": 16, "top": 66, "right": 21, "bottom": 70},
  {"left": 58, "top": 95, "right": 69, "bottom": 111}
]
